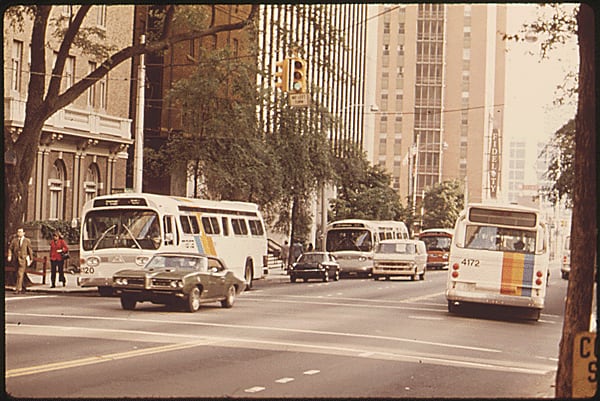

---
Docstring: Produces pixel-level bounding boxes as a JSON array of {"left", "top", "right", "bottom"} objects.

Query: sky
[
  {"left": 503, "top": 4, "right": 579, "bottom": 142},
  {"left": 503, "top": 3, "right": 579, "bottom": 183}
]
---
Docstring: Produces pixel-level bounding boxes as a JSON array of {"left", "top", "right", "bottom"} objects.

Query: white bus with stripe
[{"left": 78, "top": 193, "right": 267, "bottom": 295}]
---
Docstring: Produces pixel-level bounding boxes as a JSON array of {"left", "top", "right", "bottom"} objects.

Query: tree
[
  {"left": 540, "top": 119, "right": 575, "bottom": 207},
  {"left": 506, "top": 6, "right": 595, "bottom": 395},
  {"left": 3, "top": 4, "right": 258, "bottom": 240},
  {"left": 330, "top": 146, "right": 406, "bottom": 222},
  {"left": 421, "top": 180, "right": 464, "bottom": 230},
  {"left": 555, "top": 4, "right": 596, "bottom": 397}
]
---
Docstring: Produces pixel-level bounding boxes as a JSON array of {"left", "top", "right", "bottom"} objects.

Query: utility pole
[{"left": 133, "top": 35, "right": 146, "bottom": 193}]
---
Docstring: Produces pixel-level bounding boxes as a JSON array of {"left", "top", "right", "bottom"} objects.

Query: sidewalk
[{"left": 6, "top": 267, "right": 290, "bottom": 294}]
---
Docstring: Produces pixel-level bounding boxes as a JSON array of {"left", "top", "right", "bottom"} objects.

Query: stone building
[{"left": 4, "top": 5, "right": 134, "bottom": 225}]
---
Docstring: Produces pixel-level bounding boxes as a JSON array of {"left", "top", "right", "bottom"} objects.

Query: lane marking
[
  {"left": 5, "top": 339, "right": 217, "bottom": 378},
  {"left": 5, "top": 295, "right": 57, "bottom": 301},
  {"left": 6, "top": 314, "right": 500, "bottom": 353},
  {"left": 275, "top": 377, "right": 295, "bottom": 384},
  {"left": 241, "top": 297, "right": 447, "bottom": 313},
  {"left": 408, "top": 315, "right": 444, "bottom": 321},
  {"left": 304, "top": 370, "right": 320, "bottom": 375},
  {"left": 5, "top": 323, "right": 555, "bottom": 376},
  {"left": 244, "top": 386, "right": 265, "bottom": 393}
]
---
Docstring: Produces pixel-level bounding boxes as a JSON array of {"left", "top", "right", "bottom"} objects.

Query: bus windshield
[
  {"left": 420, "top": 235, "right": 452, "bottom": 252},
  {"left": 82, "top": 210, "right": 161, "bottom": 251},
  {"left": 326, "top": 229, "right": 373, "bottom": 252},
  {"left": 464, "top": 225, "right": 536, "bottom": 254}
]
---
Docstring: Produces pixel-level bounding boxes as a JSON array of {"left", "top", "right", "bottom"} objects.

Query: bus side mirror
[{"left": 164, "top": 233, "right": 174, "bottom": 245}]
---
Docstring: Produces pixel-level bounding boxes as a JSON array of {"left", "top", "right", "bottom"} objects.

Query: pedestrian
[
  {"left": 7, "top": 227, "right": 34, "bottom": 294},
  {"left": 50, "top": 231, "right": 69, "bottom": 287},
  {"left": 280, "top": 240, "right": 290, "bottom": 269},
  {"left": 307, "top": 243, "right": 314, "bottom": 252},
  {"left": 290, "top": 240, "right": 303, "bottom": 264}
]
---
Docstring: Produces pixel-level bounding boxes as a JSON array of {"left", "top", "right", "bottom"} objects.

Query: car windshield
[
  {"left": 298, "top": 253, "right": 324, "bottom": 263},
  {"left": 145, "top": 255, "right": 207, "bottom": 271},
  {"left": 420, "top": 235, "right": 452, "bottom": 251},
  {"left": 376, "top": 243, "right": 416, "bottom": 254}
]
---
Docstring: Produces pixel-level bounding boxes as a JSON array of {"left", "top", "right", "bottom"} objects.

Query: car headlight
[
  {"left": 170, "top": 280, "right": 184, "bottom": 288},
  {"left": 114, "top": 277, "right": 128, "bottom": 285},
  {"left": 359, "top": 256, "right": 366, "bottom": 262},
  {"left": 442, "top": 253, "right": 449, "bottom": 260}
]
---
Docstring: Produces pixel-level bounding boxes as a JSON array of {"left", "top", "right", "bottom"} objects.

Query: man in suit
[{"left": 7, "top": 227, "right": 34, "bottom": 294}]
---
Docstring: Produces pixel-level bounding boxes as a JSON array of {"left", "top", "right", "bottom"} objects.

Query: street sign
[
  {"left": 573, "top": 331, "right": 597, "bottom": 398},
  {"left": 289, "top": 93, "right": 310, "bottom": 107}
]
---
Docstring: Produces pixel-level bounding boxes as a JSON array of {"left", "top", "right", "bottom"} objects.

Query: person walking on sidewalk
[
  {"left": 7, "top": 227, "right": 34, "bottom": 294},
  {"left": 49, "top": 231, "right": 69, "bottom": 288}
]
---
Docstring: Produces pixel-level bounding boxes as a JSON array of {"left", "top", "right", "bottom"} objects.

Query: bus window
[
  {"left": 248, "top": 219, "right": 265, "bottom": 236},
  {"left": 190, "top": 216, "right": 200, "bottom": 234},
  {"left": 202, "top": 216, "right": 220, "bottom": 235},
  {"left": 180, "top": 216, "right": 192, "bottom": 234},
  {"left": 221, "top": 217, "right": 230, "bottom": 236},
  {"left": 163, "top": 215, "right": 174, "bottom": 245},
  {"left": 231, "top": 218, "right": 249, "bottom": 235}
]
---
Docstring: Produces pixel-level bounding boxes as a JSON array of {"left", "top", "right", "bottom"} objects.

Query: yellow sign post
[{"left": 573, "top": 331, "right": 597, "bottom": 398}]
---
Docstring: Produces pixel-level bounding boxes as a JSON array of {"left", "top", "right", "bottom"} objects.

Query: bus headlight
[
  {"left": 86, "top": 256, "right": 100, "bottom": 267},
  {"left": 136, "top": 256, "right": 150, "bottom": 266},
  {"left": 170, "top": 280, "right": 183, "bottom": 288}
]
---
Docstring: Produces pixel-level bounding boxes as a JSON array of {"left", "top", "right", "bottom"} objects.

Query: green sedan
[{"left": 113, "top": 252, "right": 245, "bottom": 312}]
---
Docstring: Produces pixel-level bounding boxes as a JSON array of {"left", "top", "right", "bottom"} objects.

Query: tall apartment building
[
  {"left": 4, "top": 5, "right": 134, "bottom": 223},
  {"left": 369, "top": 4, "right": 507, "bottom": 209}
]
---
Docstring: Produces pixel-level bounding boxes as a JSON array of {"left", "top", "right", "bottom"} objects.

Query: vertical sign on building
[{"left": 488, "top": 128, "right": 500, "bottom": 199}]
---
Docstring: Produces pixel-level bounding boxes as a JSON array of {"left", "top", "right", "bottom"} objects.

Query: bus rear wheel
[{"left": 244, "top": 261, "right": 253, "bottom": 290}]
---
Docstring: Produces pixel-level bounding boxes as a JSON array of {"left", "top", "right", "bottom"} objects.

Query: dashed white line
[
  {"left": 244, "top": 386, "right": 265, "bottom": 393},
  {"left": 275, "top": 377, "right": 295, "bottom": 384},
  {"left": 304, "top": 369, "right": 320, "bottom": 375}
]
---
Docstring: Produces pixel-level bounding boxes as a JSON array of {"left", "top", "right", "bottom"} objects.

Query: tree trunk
[{"left": 555, "top": 4, "right": 596, "bottom": 398}]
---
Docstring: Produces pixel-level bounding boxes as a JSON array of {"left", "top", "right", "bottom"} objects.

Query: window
[
  {"left": 11, "top": 40, "right": 23, "bottom": 92},
  {"left": 49, "top": 160, "right": 66, "bottom": 220},
  {"left": 163, "top": 215, "right": 176, "bottom": 245},
  {"left": 248, "top": 219, "right": 265, "bottom": 236},
  {"left": 180, "top": 215, "right": 201, "bottom": 234},
  {"left": 96, "top": 5, "right": 107, "bottom": 27},
  {"left": 231, "top": 218, "right": 248, "bottom": 235},
  {"left": 87, "top": 61, "right": 97, "bottom": 107},
  {"left": 202, "top": 216, "right": 220, "bottom": 235},
  {"left": 84, "top": 163, "right": 100, "bottom": 203},
  {"left": 99, "top": 74, "right": 107, "bottom": 109},
  {"left": 221, "top": 217, "right": 230, "bottom": 236},
  {"left": 65, "top": 56, "right": 75, "bottom": 89}
]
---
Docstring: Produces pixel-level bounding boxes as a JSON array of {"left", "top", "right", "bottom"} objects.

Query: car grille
[
  {"left": 376, "top": 262, "right": 413, "bottom": 271},
  {"left": 126, "top": 278, "right": 145, "bottom": 286},
  {"left": 151, "top": 278, "right": 174, "bottom": 287}
]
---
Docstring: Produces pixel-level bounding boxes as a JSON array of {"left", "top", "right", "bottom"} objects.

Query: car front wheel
[
  {"left": 221, "top": 285, "right": 236, "bottom": 308},
  {"left": 120, "top": 294, "right": 136, "bottom": 310},
  {"left": 186, "top": 287, "right": 201, "bottom": 312}
]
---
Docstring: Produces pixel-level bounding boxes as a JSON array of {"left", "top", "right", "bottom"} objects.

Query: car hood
[{"left": 114, "top": 268, "right": 201, "bottom": 279}]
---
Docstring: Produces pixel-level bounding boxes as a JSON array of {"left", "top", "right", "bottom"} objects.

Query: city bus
[
  {"left": 418, "top": 228, "right": 454, "bottom": 270},
  {"left": 78, "top": 193, "right": 268, "bottom": 295},
  {"left": 325, "top": 219, "right": 409, "bottom": 277},
  {"left": 446, "top": 203, "right": 549, "bottom": 320}
]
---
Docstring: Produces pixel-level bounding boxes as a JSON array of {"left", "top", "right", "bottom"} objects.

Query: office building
[{"left": 369, "top": 4, "right": 507, "bottom": 208}]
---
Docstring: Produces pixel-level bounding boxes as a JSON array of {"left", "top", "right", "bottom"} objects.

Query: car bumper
[
  {"left": 118, "top": 288, "right": 184, "bottom": 301},
  {"left": 78, "top": 276, "right": 113, "bottom": 288},
  {"left": 290, "top": 269, "right": 326, "bottom": 279},
  {"left": 373, "top": 266, "right": 416, "bottom": 276},
  {"left": 427, "top": 262, "right": 449, "bottom": 269}
]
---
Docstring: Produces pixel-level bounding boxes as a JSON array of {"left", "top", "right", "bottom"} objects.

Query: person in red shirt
[{"left": 49, "top": 231, "right": 69, "bottom": 288}]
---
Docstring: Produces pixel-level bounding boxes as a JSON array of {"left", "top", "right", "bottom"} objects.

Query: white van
[{"left": 372, "top": 239, "right": 427, "bottom": 281}]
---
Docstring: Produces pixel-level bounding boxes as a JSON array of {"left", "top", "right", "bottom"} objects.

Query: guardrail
[{"left": 5, "top": 256, "right": 48, "bottom": 285}]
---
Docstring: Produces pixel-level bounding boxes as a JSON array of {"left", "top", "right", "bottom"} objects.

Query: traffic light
[
  {"left": 290, "top": 57, "right": 307, "bottom": 93},
  {"left": 275, "top": 59, "right": 290, "bottom": 93}
]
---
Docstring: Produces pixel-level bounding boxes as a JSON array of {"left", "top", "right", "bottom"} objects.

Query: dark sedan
[
  {"left": 289, "top": 252, "right": 340, "bottom": 283},
  {"left": 113, "top": 252, "right": 245, "bottom": 312}
]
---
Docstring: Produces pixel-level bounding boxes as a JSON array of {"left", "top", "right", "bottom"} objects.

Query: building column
[{"left": 72, "top": 153, "right": 82, "bottom": 219}]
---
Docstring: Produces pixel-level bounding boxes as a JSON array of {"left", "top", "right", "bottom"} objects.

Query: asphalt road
[{"left": 5, "top": 262, "right": 568, "bottom": 398}]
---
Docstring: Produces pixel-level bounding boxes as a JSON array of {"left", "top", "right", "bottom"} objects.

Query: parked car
[
  {"left": 289, "top": 252, "right": 340, "bottom": 283},
  {"left": 113, "top": 252, "right": 245, "bottom": 312},
  {"left": 418, "top": 228, "right": 453, "bottom": 270},
  {"left": 373, "top": 239, "right": 427, "bottom": 281},
  {"left": 561, "top": 236, "right": 571, "bottom": 280}
]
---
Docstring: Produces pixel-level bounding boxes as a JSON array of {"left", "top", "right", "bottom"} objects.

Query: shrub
[{"left": 29, "top": 220, "right": 80, "bottom": 244}]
